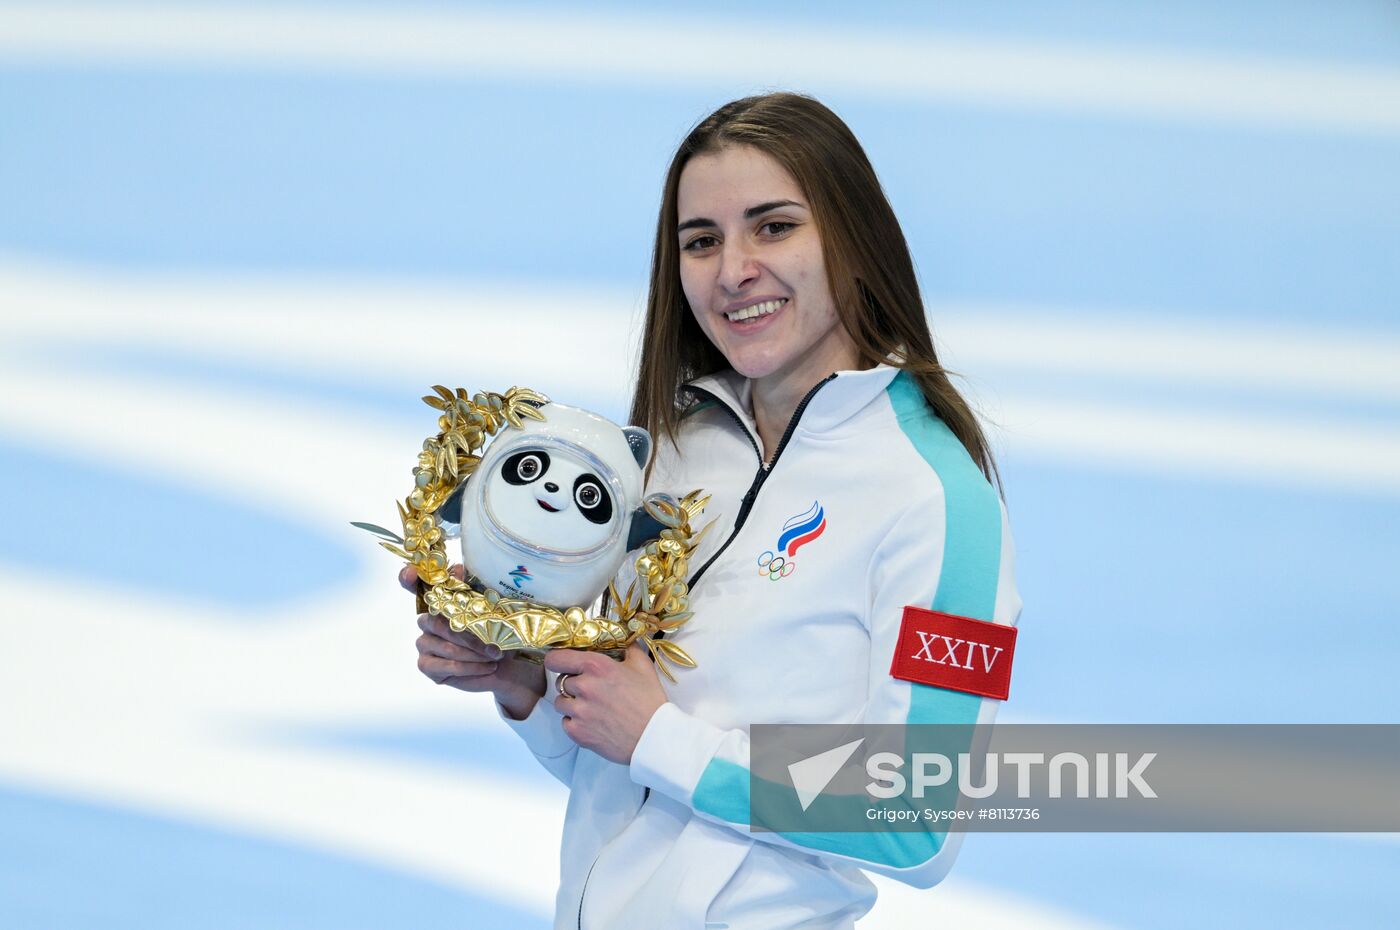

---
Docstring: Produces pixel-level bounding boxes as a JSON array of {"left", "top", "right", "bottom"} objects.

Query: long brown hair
[{"left": 630, "top": 92, "right": 998, "bottom": 486}]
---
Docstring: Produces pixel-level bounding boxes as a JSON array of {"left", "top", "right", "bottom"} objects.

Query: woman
[{"left": 410, "top": 92, "right": 1020, "bottom": 929}]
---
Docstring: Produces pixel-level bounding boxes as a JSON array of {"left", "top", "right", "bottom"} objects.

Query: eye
[
  {"left": 573, "top": 473, "right": 613, "bottom": 525},
  {"left": 576, "top": 482, "right": 600, "bottom": 509},
  {"left": 759, "top": 221, "right": 795, "bottom": 237},
  {"left": 502, "top": 450, "right": 549, "bottom": 485},
  {"left": 682, "top": 234, "right": 719, "bottom": 253}
]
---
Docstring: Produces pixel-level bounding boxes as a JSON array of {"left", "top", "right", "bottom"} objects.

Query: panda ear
[
  {"left": 438, "top": 481, "right": 466, "bottom": 526},
  {"left": 623, "top": 426, "right": 652, "bottom": 470},
  {"left": 627, "top": 505, "right": 667, "bottom": 552}
]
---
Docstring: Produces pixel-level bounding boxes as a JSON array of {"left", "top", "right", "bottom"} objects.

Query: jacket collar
[{"left": 684, "top": 363, "right": 901, "bottom": 440}]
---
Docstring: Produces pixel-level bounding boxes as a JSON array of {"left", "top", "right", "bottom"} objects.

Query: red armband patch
[{"left": 889, "top": 606, "right": 1017, "bottom": 701}]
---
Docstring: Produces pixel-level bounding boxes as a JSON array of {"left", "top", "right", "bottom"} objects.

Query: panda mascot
[{"left": 442, "top": 402, "right": 658, "bottom": 610}]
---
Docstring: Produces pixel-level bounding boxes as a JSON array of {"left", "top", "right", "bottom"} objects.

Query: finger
[
  {"left": 417, "top": 632, "right": 494, "bottom": 664},
  {"left": 439, "top": 674, "right": 500, "bottom": 693},
  {"left": 551, "top": 669, "right": 592, "bottom": 702},
  {"left": 563, "top": 673, "right": 591, "bottom": 700},
  {"left": 417, "top": 613, "right": 502, "bottom": 659},
  {"left": 418, "top": 653, "right": 498, "bottom": 683},
  {"left": 544, "top": 649, "right": 598, "bottom": 676},
  {"left": 450, "top": 563, "right": 466, "bottom": 581},
  {"left": 554, "top": 693, "right": 581, "bottom": 718},
  {"left": 419, "top": 654, "right": 498, "bottom": 682}
]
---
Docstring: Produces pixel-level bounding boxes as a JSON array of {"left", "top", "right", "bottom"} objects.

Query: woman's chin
[{"left": 723, "top": 344, "right": 788, "bottom": 381}]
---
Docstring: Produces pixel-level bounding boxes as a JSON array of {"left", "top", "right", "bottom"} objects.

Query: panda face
[{"left": 486, "top": 446, "right": 618, "bottom": 552}]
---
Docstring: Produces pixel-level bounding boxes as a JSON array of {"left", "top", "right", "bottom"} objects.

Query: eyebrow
[{"left": 677, "top": 199, "right": 805, "bottom": 234}]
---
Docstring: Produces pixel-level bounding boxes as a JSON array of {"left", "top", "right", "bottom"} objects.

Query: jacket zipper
[
  {"left": 684, "top": 373, "right": 836, "bottom": 589},
  {"left": 575, "top": 373, "right": 835, "bottom": 930}
]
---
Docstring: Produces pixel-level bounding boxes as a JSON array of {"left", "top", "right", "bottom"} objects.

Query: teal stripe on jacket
[{"left": 887, "top": 370, "right": 1002, "bottom": 727}]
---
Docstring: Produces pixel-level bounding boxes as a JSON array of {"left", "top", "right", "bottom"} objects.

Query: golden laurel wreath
[{"left": 354, "top": 385, "right": 709, "bottom": 681}]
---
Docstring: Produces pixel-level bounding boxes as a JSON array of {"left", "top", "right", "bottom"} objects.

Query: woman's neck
[
  {"left": 751, "top": 376, "right": 808, "bottom": 465},
  {"left": 749, "top": 349, "right": 864, "bottom": 464}
]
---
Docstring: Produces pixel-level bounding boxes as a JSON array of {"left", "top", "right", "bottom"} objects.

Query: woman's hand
[
  {"left": 402, "top": 565, "right": 546, "bottom": 720},
  {"left": 544, "top": 643, "right": 668, "bottom": 765}
]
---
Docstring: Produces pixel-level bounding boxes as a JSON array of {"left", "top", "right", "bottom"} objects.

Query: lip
[
  {"left": 537, "top": 499, "right": 559, "bottom": 512},
  {"left": 720, "top": 295, "right": 788, "bottom": 315},
  {"left": 721, "top": 297, "right": 788, "bottom": 334}
]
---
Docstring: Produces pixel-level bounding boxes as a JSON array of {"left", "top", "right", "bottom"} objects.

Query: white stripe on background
[
  {"left": 7, "top": 262, "right": 1400, "bottom": 405},
  {"left": 933, "top": 308, "right": 1400, "bottom": 406},
  {"left": 3, "top": 262, "right": 1398, "bottom": 497},
  {"left": 2, "top": 3, "right": 1399, "bottom": 134}
]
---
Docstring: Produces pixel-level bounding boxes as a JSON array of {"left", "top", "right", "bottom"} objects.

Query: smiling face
[
  {"left": 485, "top": 446, "right": 617, "bottom": 553},
  {"left": 676, "top": 145, "right": 858, "bottom": 388}
]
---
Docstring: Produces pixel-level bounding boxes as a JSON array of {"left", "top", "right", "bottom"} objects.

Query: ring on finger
[{"left": 556, "top": 673, "right": 577, "bottom": 699}]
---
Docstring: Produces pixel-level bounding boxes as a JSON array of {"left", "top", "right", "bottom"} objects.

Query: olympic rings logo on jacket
[{"left": 756, "top": 500, "right": 827, "bottom": 580}]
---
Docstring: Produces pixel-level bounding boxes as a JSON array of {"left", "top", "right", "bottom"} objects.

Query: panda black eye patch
[
  {"left": 573, "top": 473, "right": 613, "bottom": 524},
  {"left": 502, "top": 450, "right": 550, "bottom": 485}
]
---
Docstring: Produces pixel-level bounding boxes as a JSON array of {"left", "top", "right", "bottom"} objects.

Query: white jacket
[{"left": 501, "top": 364, "right": 1021, "bottom": 930}]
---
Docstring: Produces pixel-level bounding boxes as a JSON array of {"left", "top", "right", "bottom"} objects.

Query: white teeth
[{"left": 725, "top": 298, "right": 786, "bottom": 322}]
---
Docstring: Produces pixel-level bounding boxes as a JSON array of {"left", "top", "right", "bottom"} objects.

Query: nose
[
  {"left": 544, "top": 482, "right": 559, "bottom": 492},
  {"left": 717, "top": 239, "right": 760, "bottom": 294}
]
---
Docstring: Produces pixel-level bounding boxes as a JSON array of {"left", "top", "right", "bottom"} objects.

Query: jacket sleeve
[
  {"left": 497, "top": 690, "right": 580, "bottom": 787},
  {"left": 628, "top": 476, "right": 1021, "bottom": 887}
]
